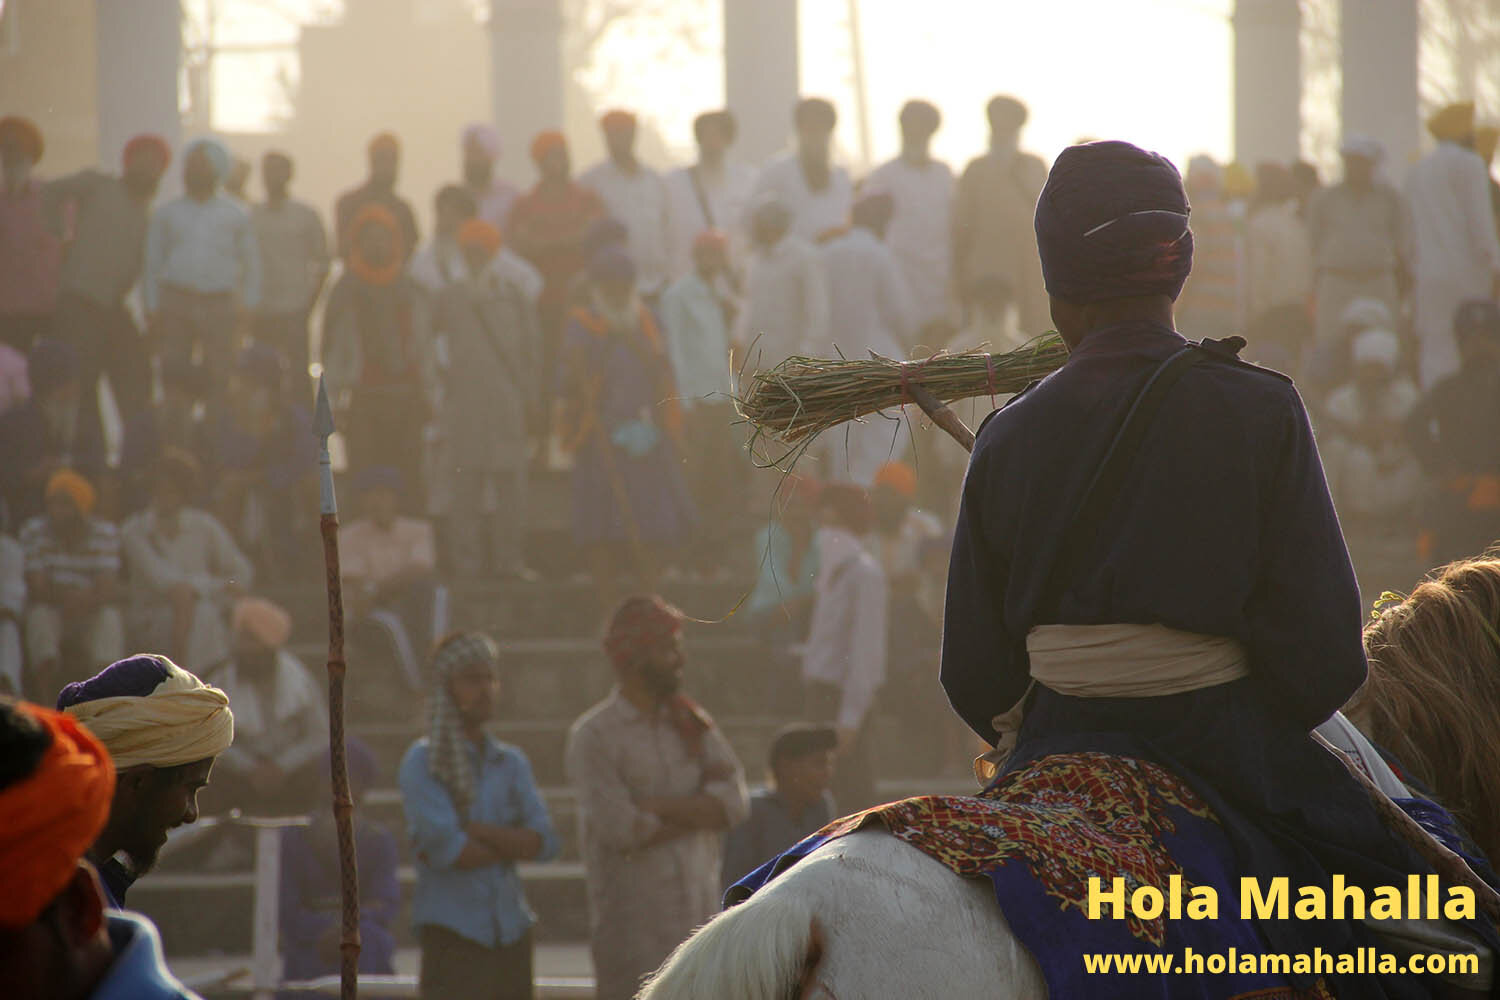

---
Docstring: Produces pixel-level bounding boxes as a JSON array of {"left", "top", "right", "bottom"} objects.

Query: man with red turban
[
  {"left": 44, "top": 135, "right": 171, "bottom": 424},
  {"left": 566, "top": 595, "right": 747, "bottom": 1000},
  {"left": 0, "top": 698, "right": 196, "bottom": 998},
  {"left": 0, "top": 116, "right": 61, "bottom": 355},
  {"left": 334, "top": 132, "right": 419, "bottom": 263}
]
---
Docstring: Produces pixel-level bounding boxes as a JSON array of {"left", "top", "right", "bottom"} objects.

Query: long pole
[{"left": 314, "top": 377, "right": 360, "bottom": 999}]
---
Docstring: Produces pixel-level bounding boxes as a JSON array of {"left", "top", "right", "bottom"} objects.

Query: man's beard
[
  {"left": 591, "top": 288, "right": 640, "bottom": 332},
  {"left": 640, "top": 661, "right": 682, "bottom": 698}
]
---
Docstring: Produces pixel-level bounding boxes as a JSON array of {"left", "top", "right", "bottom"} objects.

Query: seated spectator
[
  {"left": 119, "top": 357, "right": 211, "bottom": 514},
  {"left": 722, "top": 723, "right": 837, "bottom": 892},
  {"left": 0, "top": 524, "right": 23, "bottom": 696},
  {"left": 279, "top": 737, "right": 400, "bottom": 988},
  {"left": 0, "top": 340, "right": 105, "bottom": 528},
  {"left": 203, "top": 597, "right": 324, "bottom": 816},
  {"left": 399, "top": 633, "right": 559, "bottom": 1000},
  {"left": 1319, "top": 328, "right": 1424, "bottom": 606},
  {"left": 202, "top": 344, "right": 318, "bottom": 581},
  {"left": 1405, "top": 300, "right": 1500, "bottom": 567},
  {"left": 342, "top": 466, "right": 449, "bottom": 710},
  {"left": 431, "top": 219, "right": 539, "bottom": 581},
  {"left": 1305, "top": 296, "right": 1397, "bottom": 410},
  {"left": 121, "top": 450, "right": 252, "bottom": 673},
  {"left": 21, "top": 470, "right": 123, "bottom": 700}
]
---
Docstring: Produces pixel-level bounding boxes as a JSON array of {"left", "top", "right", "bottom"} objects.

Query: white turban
[
  {"left": 1352, "top": 328, "right": 1400, "bottom": 370},
  {"left": 1340, "top": 297, "right": 1394, "bottom": 332},
  {"left": 63, "top": 657, "right": 234, "bottom": 769},
  {"left": 1340, "top": 134, "right": 1385, "bottom": 163},
  {"left": 462, "top": 122, "right": 502, "bottom": 161}
]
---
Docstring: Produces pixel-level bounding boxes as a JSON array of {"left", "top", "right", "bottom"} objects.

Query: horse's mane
[{"left": 1350, "top": 553, "right": 1500, "bottom": 862}]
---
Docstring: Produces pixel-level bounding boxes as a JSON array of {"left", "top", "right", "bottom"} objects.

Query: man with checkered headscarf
[{"left": 566, "top": 595, "right": 748, "bottom": 1000}]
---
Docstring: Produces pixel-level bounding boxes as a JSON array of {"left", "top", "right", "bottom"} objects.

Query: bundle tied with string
[{"left": 735, "top": 334, "right": 1068, "bottom": 461}]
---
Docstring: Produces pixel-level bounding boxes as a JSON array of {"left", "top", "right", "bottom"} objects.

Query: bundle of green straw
[{"left": 735, "top": 334, "right": 1069, "bottom": 448}]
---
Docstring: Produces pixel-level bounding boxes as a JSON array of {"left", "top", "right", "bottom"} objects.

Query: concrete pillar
[
  {"left": 725, "top": 0, "right": 799, "bottom": 166},
  {"left": 95, "top": 0, "right": 180, "bottom": 168},
  {"left": 1233, "top": 0, "right": 1302, "bottom": 164},
  {"left": 489, "top": 0, "right": 564, "bottom": 186},
  {"left": 1341, "top": 0, "right": 1420, "bottom": 172}
]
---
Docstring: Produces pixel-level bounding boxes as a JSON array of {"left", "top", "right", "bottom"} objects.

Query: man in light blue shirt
[
  {"left": 398, "top": 632, "right": 558, "bottom": 1000},
  {"left": 144, "top": 137, "right": 261, "bottom": 390},
  {"left": 660, "top": 229, "right": 743, "bottom": 573}
]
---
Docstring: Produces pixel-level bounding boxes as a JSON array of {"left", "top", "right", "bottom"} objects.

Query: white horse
[{"left": 638, "top": 715, "right": 1414, "bottom": 1000}]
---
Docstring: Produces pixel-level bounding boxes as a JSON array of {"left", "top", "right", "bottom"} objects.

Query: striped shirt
[{"left": 20, "top": 516, "right": 121, "bottom": 590}]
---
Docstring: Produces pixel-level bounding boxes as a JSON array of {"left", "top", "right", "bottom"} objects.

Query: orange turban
[
  {"left": 0, "top": 116, "right": 44, "bottom": 162},
  {"left": 0, "top": 703, "right": 115, "bottom": 930},
  {"left": 1428, "top": 101, "right": 1475, "bottom": 142},
  {"left": 599, "top": 109, "right": 637, "bottom": 134},
  {"left": 873, "top": 461, "right": 918, "bottom": 498},
  {"left": 368, "top": 131, "right": 401, "bottom": 158},
  {"left": 347, "top": 204, "right": 404, "bottom": 286},
  {"left": 122, "top": 134, "right": 171, "bottom": 172},
  {"left": 46, "top": 469, "right": 97, "bottom": 516},
  {"left": 457, "top": 218, "right": 503, "bottom": 257},
  {"left": 232, "top": 597, "right": 292, "bottom": 650},
  {"left": 530, "top": 130, "right": 567, "bottom": 164},
  {"left": 692, "top": 229, "right": 730, "bottom": 255}
]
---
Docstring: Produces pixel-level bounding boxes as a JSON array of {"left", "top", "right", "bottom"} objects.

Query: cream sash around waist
[{"left": 974, "top": 623, "right": 1251, "bottom": 783}]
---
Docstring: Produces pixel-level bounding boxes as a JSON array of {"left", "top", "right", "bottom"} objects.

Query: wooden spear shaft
[
  {"left": 905, "top": 381, "right": 976, "bottom": 454},
  {"left": 314, "top": 377, "right": 361, "bottom": 1000}
]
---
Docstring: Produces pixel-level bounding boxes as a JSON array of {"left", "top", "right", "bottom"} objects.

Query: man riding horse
[{"left": 939, "top": 140, "right": 1497, "bottom": 998}]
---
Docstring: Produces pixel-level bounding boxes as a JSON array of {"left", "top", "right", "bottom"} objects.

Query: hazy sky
[{"left": 205, "top": 0, "right": 1236, "bottom": 173}]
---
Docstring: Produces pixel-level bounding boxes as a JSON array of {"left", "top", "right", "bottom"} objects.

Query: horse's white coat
[{"left": 638, "top": 829, "right": 1047, "bottom": 1000}]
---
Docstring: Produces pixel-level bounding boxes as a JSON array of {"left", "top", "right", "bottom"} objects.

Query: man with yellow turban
[
  {"left": 20, "top": 469, "right": 125, "bottom": 700},
  {"left": 56, "top": 654, "right": 234, "bottom": 908},
  {"left": 0, "top": 697, "right": 196, "bottom": 998},
  {"left": 1406, "top": 100, "right": 1500, "bottom": 387}
]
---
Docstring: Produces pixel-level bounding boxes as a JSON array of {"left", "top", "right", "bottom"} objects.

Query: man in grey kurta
[
  {"left": 430, "top": 219, "right": 538, "bottom": 578},
  {"left": 566, "top": 596, "right": 749, "bottom": 1000}
]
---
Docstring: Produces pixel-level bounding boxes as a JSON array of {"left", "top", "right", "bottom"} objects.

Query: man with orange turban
[
  {"left": 0, "top": 115, "right": 61, "bottom": 355},
  {"left": 1406, "top": 100, "right": 1500, "bottom": 387},
  {"left": 581, "top": 109, "right": 672, "bottom": 302},
  {"left": 334, "top": 131, "right": 419, "bottom": 263},
  {"left": 0, "top": 698, "right": 198, "bottom": 998},
  {"left": 20, "top": 470, "right": 125, "bottom": 700}
]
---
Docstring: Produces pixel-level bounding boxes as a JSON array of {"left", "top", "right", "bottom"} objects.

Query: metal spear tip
[{"left": 314, "top": 375, "right": 336, "bottom": 439}]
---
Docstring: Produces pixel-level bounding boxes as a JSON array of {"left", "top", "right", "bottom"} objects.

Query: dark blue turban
[
  {"left": 57, "top": 654, "right": 172, "bottom": 710},
  {"left": 1033, "top": 140, "right": 1194, "bottom": 304}
]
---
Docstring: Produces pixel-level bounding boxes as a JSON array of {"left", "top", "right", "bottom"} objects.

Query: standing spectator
[
  {"left": 867, "top": 100, "right": 955, "bottom": 336},
  {"left": 1477, "top": 124, "right": 1500, "bottom": 235},
  {"left": 1318, "top": 328, "right": 1424, "bottom": 607},
  {"left": 581, "top": 110, "right": 672, "bottom": 302},
  {"left": 0, "top": 116, "right": 61, "bottom": 354},
  {"left": 802, "top": 483, "right": 887, "bottom": 813},
  {"left": 721, "top": 723, "right": 837, "bottom": 892},
  {"left": 334, "top": 132, "right": 419, "bottom": 262},
  {"left": 557, "top": 251, "right": 694, "bottom": 609},
  {"left": 660, "top": 230, "right": 742, "bottom": 573},
  {"left": 143, "top": 137, "right": 261, "bottom": 389},
  {"left": 202, "top": 345, "right": 318, "bottom": 580},
  {"left": 118, "top": 357, "right": 211, "bottom": 514},
  {"left": 664, "top": 110, "right": 756, "bottom": 278},
  {"left": 409, "top": 185, "right": 480, "bottom": 295},
  {"left": 461, "top": 122, "right": 519, "bottom": 231},
  {"left": 46, "top": 134, "right": 171, "bottom": 423},
  {"left": 251, "top": 151, "right": 329, "bottom": 395},
  {"left": 1306, "top": 137, "right": 1413, "bottom": 357},
  {"left": 0, "top": 524, "right": 24, "bottom": 696},
  {"left": 1243, "top": 163, "right": 1313, "bottom": 373},
  {"left": 432, "top": 219, "right": 539, "bottom": 580},
  {"left": 817, "top": 192, "right": 916, "bottom": 484},
  {"left": 399, "top": 633, "right": 560, "bottom": 1000},
  {"left": 321, "top": 205, "right": 433, "bottom": 500},
  {"left": 0, "top": 340, "right": 105, "bottom": 527},
  {"left": 746, "top": 475, "right": 821, "bottom": 627},
  {"left": 224, "top": 157, "right": 252, "bottom": 204},
  {"left": 1406, "top": 300, "right": 1500, "bottom": 566},
  {"left": 567, "top": 596, "right": 749, "bottom": 1000},
  {"left": 120, "top": 450, "right": 252, "bottom": 677},
  {"left": 749, "top": 98, "right": 852, "bottom": 242},
  {"left": 280, "top": 738, "right": 401, "bottom": 986},
  {"left": 1174, "top": 155, "right": 1242, "bottom": 341},
  {"left": 952, "top": 96, "right": 1049, "bottom": 334},
  {"left": 507, "top": 132, "right": 605, "bottom": 418},
  {"left": 342, "top": 467, "right": 448, "bottom": 703},
  {"left": 1290, "top": 160, "right": 1322, "bottom": 219},
  {"left": 21, "top": 471, "right": 124, "bottom": 698},
  {"left": 734, "top": 197, "right": 829, "bottom": 373},
  {"left": 1406, "top": 101, "right": 1500, "bottom": 388},
  {"left": 204, "top": 597, "right": 325, "bottom": 816}
]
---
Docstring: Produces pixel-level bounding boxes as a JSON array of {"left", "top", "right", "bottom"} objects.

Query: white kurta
[
  {"left": 749, "top": 154, "right": 854, "bottom": 242},
  {"left": 663, "top": 162, "right": 757, "bottom": 278},
  {"left": 579, "top": 159, "right": 673, "bottom": 296},
  {"left": 733, "top": 234, "right": 829, "bottom": 372},
  {"left": 1406, "top": 142, "right": 1500, "bottom": 386},
  {"left": 865, "top": 156, "right": 955, "bottom": 329}
]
